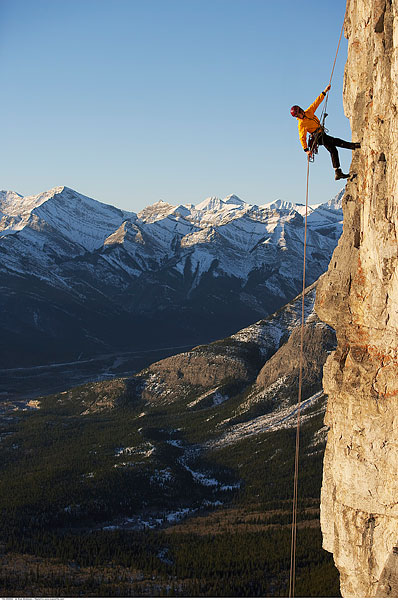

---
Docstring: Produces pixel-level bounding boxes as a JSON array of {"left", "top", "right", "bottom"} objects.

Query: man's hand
[
  {"left": 306, "top": 150, "right": 313, "bottom": 159},
  {"left": 324, "top": 84, "right": 331, "bottom": 94}
]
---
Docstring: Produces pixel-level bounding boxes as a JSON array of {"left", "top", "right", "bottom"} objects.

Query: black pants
[{"left": 318, "top": 133, "right": 357, "bottom": 169}]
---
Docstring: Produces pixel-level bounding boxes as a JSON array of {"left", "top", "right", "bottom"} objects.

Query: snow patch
[{"left": 209, "top": 391, "right": 326, "bottom": 448}]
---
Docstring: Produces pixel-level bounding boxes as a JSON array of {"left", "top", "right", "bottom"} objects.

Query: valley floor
[
  {"left": 0, "top": 508, "right": 339, "bottom": 598},
  {"left": 0, "top": 345, "right": 194, "bottom": 401},
  {"left": 0, "top": 292, "right": 341, "bottom": 597},
  {"left": 0, "top": 393, "right": 340, "bottom": 597}
]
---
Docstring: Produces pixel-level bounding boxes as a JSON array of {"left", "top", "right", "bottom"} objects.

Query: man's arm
[
  {"left": 298, "top": 122, "right": 308, "bottom": 151},
  {"left": 307, "top": 92, "right": 326, "bottom": 114},
  {"left": 307, "top": 84, "right": 331, "bottom": 114}
]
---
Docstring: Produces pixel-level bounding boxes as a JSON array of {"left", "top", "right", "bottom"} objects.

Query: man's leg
[
  {"left": 319, "top": 133, "right": 341, "bottom": 168},
  {"left": 319, "top": 133, "right": 353, "bottom": 179},
  {"left": 332, "top": 137, "right": 360, "bottom": 150}
]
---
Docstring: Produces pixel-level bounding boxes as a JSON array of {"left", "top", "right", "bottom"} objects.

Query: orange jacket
[{"left": 297, "top": 92, "right": 326, "bottom": 150}]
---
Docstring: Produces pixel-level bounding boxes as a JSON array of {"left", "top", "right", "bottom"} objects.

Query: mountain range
[{"left": 0, "top": 185, "right": 343, "bottom": 368}]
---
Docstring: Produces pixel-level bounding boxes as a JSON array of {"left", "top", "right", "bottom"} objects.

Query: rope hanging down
[
  {"left": 309, "top": 20, "right": 346, "bottom": 161},
  {"left": 320, "top": 21, "right": 345, "bottom": 128},
  {"left": 288, "top": 17, "right": 345, "bottom": 599},
  {"left": 288, "top": 157, "right": 310, "bottom": 599}
]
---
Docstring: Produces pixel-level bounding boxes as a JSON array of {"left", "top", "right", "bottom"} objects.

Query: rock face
[
  {"left": 256, "top": 321, "right": 336, "bottom": 401},
  {"left": 315, "top": 0, "right": 398, "bottom": 596},
  {"left": 141, "top": 341, "right": 261, "bottom": 405}
]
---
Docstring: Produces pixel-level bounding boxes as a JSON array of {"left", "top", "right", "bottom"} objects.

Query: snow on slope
[
  {"left": 320, "top": 188, "right": 344, "bottom": 211},
  {"left": 0, "top": 186, "right": 344, "bottom": 292},
  {"left": 0, "top": 186, "right": 136, "bottom": 252},
  {"left": 261, "top": 198, "right": 312, "bottom": 217},
  {"left": 0, "top": 190, "right": 24, "bottom": 210},
  {"left": 231, "top": 283, "right": 318, "bottom": 356},
  {"left": 191, "top": 195, "right": 251, "bottom": 226},
  {"left": 208, "top": 391, "right": 326, "bottom": 449}
]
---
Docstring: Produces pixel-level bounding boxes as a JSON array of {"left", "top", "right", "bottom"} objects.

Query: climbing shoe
[
  {"left": 353, "top": 142, "right": 361, "bottom": 149},
  {"left": 335, "top": 168, "right": 350, "bottom": 180}
]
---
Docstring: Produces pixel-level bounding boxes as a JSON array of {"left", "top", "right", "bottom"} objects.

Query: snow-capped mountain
[{"left": 0, "top": 185, "right": 343, "bottom": 367}]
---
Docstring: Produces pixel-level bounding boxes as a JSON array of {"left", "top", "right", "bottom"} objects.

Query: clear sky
[{"left": 0, "top": 0, "right": 350, "bottom": 212}]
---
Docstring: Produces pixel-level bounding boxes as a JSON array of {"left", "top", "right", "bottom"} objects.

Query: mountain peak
[
  {"left": 138, "top": 200, "right": 177, "bottom": 223},
  {"left": 320, "top": 189, "right": 344, "bottom": 211},
  {"left": 195, "top": 196, "right": 223, "bottom": 212},
  {"left": 49, "top": 185, "right": 67, "bottom": 195},
  {"left": 195, "top": 195, "right": 247, "bottom": 213},
  {"left": 0, "top": 190, "right": 24, "bottom": 211},
  {"left": 0, "top": 185, "right": 136, "bottom": 251},
  {"left": 262, "top": 199, "right": 300, "bottom": 211},
  {"left": 223, "top": 194, "right": 245, "bottom": 206}
]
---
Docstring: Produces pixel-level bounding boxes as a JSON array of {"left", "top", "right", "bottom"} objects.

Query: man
[{"left": 291, "top": 84, "right": 360, "bottom": 180}]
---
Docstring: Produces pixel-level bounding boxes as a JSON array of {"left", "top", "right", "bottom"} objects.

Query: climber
[{"left": 290, "top": 84, "right": 360, "bottom": 180}]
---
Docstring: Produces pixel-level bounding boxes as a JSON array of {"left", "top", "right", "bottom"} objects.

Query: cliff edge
[{"left": 315, "top": 0, "right": 398, "bottom": 596}]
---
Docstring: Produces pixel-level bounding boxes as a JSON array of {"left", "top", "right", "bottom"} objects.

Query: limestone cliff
[{"left": 315, "top": 0, "right": 398, "bottom": 596}]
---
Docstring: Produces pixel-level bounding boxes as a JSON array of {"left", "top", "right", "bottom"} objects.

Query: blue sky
[{"left": 0, "top": 0, "right": 350, "bottom": 211}]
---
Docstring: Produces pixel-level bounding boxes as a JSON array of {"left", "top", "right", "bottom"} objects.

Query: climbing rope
[
  {"left": 320, "top": 20, "right": 345, "bottom": 128},
  {"left": 288, "top": 17, "right": 346, "bottom": 598},
  {"left": 309, "top": 20, "right": 346, "bottom": 162},
  {"left": 288, "top": 157, "right": 309, "bottom": 598}
]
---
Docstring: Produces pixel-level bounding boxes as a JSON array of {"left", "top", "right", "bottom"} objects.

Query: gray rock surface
[
  {"left": 256, "top": 322, "right": 336, "bottom": 398},
  {"left": 315, "top": 0, "right": 398, "bottom": 595}
]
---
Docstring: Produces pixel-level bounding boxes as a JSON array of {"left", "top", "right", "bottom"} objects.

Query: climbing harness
[
  {"left": 308, "top": 126, "right": 325, "bottom": 161},
  {"left": 288, "top": 17, "right": 345, "bottom": 598}
]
